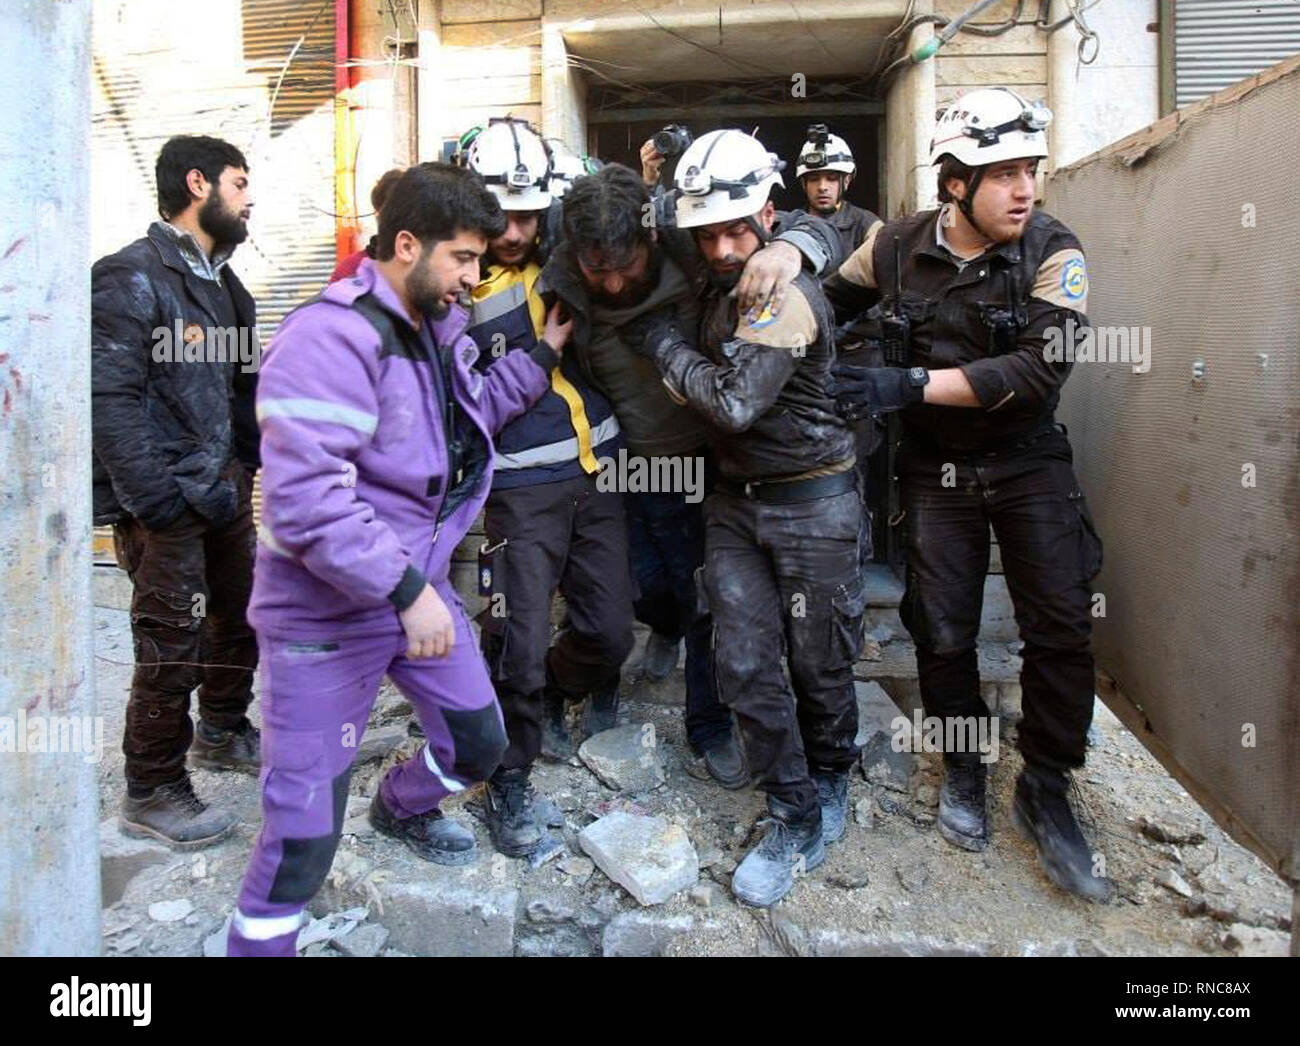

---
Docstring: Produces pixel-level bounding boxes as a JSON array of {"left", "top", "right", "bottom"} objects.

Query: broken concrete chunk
[
  {"left": 579, "top": 811, "right": 698, "bottom": 906},
  {"left": 578, "top": 723, "right": 665, "bottom": 793},
  {"left": 335, "top": 922, "right": 390, "bottom": 958}
]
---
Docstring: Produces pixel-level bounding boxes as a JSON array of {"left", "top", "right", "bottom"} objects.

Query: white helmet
[
  {"left": 929, "top": 87, "right": 1051, "bottom": 168},
  {"left": 673, "top": 129, "right": 785, "bottom": 230},
  {"left": 796, "top": 128, "right": 855, "bottom": 179},
  {"left": 466, "top": 117, "right": 552, "bottom": 211},
  {"left": 544, "top": 138, "right": 587, "bottom": 199}
]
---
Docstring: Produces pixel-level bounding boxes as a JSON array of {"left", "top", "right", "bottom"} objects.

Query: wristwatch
[{"left": 907, "top": 366, "right": 930, "bottom": 399}]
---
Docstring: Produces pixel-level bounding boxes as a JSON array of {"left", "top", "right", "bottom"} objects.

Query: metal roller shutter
[{"left": 1175, "top": 0, "right": 1300, "bottom": 108}]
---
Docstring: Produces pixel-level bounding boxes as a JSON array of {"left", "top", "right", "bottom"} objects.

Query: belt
[{"left": 715, "top": 469, "right": 856, "bottom": 505}]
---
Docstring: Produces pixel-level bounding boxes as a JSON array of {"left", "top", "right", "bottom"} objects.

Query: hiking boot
[
  {"left": 640, "top": 631, "right": 681, "bottom": 682},
  {"left": 539, "top": 690, "right": 575, "bottom": 762},
  {"left": 1012, "top": 765, "right": 1113, "bottom": 902},
  {"left": 812, "top": 767, "right": 851, "bottom": 845},
  {"left": 939, "top": 755, "right": 989, "bottom": 852},
  {"left": 188, "top": 718, "right": 261, "bottom": 774},
  {"left": 700, "top": 730, "right": 749, "bottom": 790},
  {"left": 583, "top": 678, "right": 620, "bottom": 735},
  {"left": 368, "top": 792, "right": 476, "bottom": 866},
  {"left": 120, "top": 776, "right": 236, "bottom": 850},
  {"left": 484, "top": 766, "right": 545, "bottom": 858},
  {"left": 731, "top": 798, "right": 825, "bottom": 908}
]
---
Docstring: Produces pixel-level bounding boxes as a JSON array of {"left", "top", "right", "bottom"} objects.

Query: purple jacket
[{"left": 248, "top": 259, "right": 554, "bottom": 638}]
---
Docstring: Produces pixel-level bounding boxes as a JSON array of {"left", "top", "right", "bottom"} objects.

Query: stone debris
[
  {"left": 1156, "top": 868, "right": 1195, "bottom": 899},
  {"left": 297, "top": 907, "right": 366, "bottom": 951},
  {"left": 579, "top": 811, "right": 698, "bottom": 905},
  {"left": 354, "top": 724, "right": 409, "bottom": 765},
  {"left": 525, "top": 898, "right": 575, "bottom": 924},
  {"left": 147, "top": 898, "right": 194, "bottom": 923},
  {"left": 203, "top": 914, "right": 233, "bottom": 958},
  {"left": 1137, "top": 814, "right": 1206, "bottom": 846},
  {"left": 190, "top": 855, "right": 208, "bottom": 880},
  {"left": 335, "top": 922, "right": 390, "bottom": 958},
  {"left": 855, "top": 682, "right": 911, "bottom": 792},
  {"left": 579, "top": 723, "right": 666, "bottom": 793},
  {"left": 689, "top": 882, "right": 724, "bottom": 908}
]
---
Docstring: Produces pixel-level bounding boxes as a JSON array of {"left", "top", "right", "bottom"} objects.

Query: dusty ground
[{"left": 92, "top": 601, "right": 1292, "bottom": 958}]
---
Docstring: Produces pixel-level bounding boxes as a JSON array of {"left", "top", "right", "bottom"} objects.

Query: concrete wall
[{"left": 1, "top": 0, "right": 99, "bottom": 956}]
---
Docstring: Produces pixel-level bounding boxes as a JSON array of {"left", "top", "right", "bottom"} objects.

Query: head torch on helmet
[
  {"left": 678, "top": 157, "right": 786, "bottom": 200},
  {"left": 964, "top": 102, "right": 1053, "bottom": 147}
]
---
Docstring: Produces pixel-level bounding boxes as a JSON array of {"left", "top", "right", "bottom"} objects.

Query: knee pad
[
  {"left": 444, "top": 705, "right": 507, "bottom": 783},
  {"left": 267, "top": 767, "right": 350, "bottom": 904}
]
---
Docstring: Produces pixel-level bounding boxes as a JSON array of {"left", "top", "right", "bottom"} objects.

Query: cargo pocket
[
  {"left": 1069, "top": 490, "right": 1104, "bottom": 582},
  {"left": 830, "top": 572, "right": 869, "bottom": 663},
  {"left": 262, "top": 727, "right": 328, "bottom": 818}
]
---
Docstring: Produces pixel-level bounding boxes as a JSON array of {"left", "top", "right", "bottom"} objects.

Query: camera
[
  {"left": 806, "top": 123, "right": 830, "bottom": 149},
  {"left": 652, "top": 124, "right": 693, "bottom": 159}
]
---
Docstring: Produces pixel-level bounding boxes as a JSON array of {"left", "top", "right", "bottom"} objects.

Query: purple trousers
[{"left": 227, "top": 586, "right": 505, "bottom": 956}]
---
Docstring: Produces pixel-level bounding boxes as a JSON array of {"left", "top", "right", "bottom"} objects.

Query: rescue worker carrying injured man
[
  {"left": 827, "top": 87, "right": 1111, "bottom": 902},
  {"left": 227, "top": 163, "right": 571, "bottom": 956},
  {"left": 622, "top": 130, "right": 866, "bottom": 908},
  {"left": 540, "top": 162, "right": 848, "bottom": 793},
  {"left": 462, "top": 118, "right": 632, "bottom": 859}
]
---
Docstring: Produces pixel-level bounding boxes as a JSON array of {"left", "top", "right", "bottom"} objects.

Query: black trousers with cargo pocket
[
  {"left": 113, "top": 465, "right": 258, "bottom": 791},
  {"left": 478, "top": 473, "right": 635, "bottom": 770},
  {"left": 896, "top": 424, "right": 1102, "bottom": 774},
  {"left": 703, "top": 488, "right": 865, "bottom": 817}
]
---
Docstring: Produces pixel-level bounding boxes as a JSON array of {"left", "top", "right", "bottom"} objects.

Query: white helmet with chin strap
[
  {"left": 673, "top": 129, "right": 785, "bottom": 234},
  {"left": 796, "top": 126, "right": 855, "bottom": 179},
  {"left": 930, "top": 87, "right": 1051, "bottom": 168},
  {"left": 466, "top": 117, "right": 553, "bottom": 211},
  {"left": 930, "top": 87, "right": 1051, "bottom": 234}
]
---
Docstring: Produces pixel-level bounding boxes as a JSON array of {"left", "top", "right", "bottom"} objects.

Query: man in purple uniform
[{"left": 227, "top": 163, "right": 571, "bottom": 956}]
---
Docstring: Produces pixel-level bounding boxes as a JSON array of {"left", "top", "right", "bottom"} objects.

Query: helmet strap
[
  {"left": 744, "top": 213, "right": 772, "bottom": 246},
  {"left": 956, "top": 166, "right": 991, "bottom": 240}
]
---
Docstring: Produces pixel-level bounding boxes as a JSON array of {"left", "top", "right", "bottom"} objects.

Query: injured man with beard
[{"left": 534, "top": 161, "right": 847, "bottom": 790}]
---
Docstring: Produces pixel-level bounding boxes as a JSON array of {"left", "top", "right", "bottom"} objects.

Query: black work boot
[
  {"left": 701, "top": 729, "right": 749, "bottom": 790},
  {"left": 583, "top": 677, "right": 620, "bottom": 735},
  {"left": 1012, "top": 764, "right": 1113, "bottom": 902},
  {"left": 484, "top": 766, "right": 545, "bottom": 858},
  {"left": 811, "top": 766, "right": 851, "bottom": 844},
  {"left": 368, "top": 792, "right": 477, "bottom": 866},
  {"left": 538, "top": 690, "right": 575, "bottom": 762},
  {"left": 939, "top": 755, "right": 989, "bottom": 852},
  {"left": 188, "top": 718, "right": 261, "bottom": 774},
  {"left": 640, "top": 631, "right": 681, "bottom": 682},
  {"left": 731, "top": 798, "right": 825, "bottom": 908},
  {"left": 120, "top": 775, "right": 236, "bottom": 850}
]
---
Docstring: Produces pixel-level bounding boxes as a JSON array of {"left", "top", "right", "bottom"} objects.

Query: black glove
[
  {"left": 831, "top": 364, "right": 927, "bottom": 419},
  {"left": 619, "top": 306, "right": 685, "bottom": 363}
]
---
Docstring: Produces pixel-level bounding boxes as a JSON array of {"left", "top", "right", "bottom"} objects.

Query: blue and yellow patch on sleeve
[{"left": 1061, "top": 256, "right": 1087, "bottom": 302}]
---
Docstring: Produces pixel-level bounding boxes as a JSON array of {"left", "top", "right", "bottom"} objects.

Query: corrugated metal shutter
[
  {"left": 91, "top": 0, "right": 339, "bottom": 559},
  {"left": 1175, "top": 0, "right": 1300, "bottom": 108}
]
